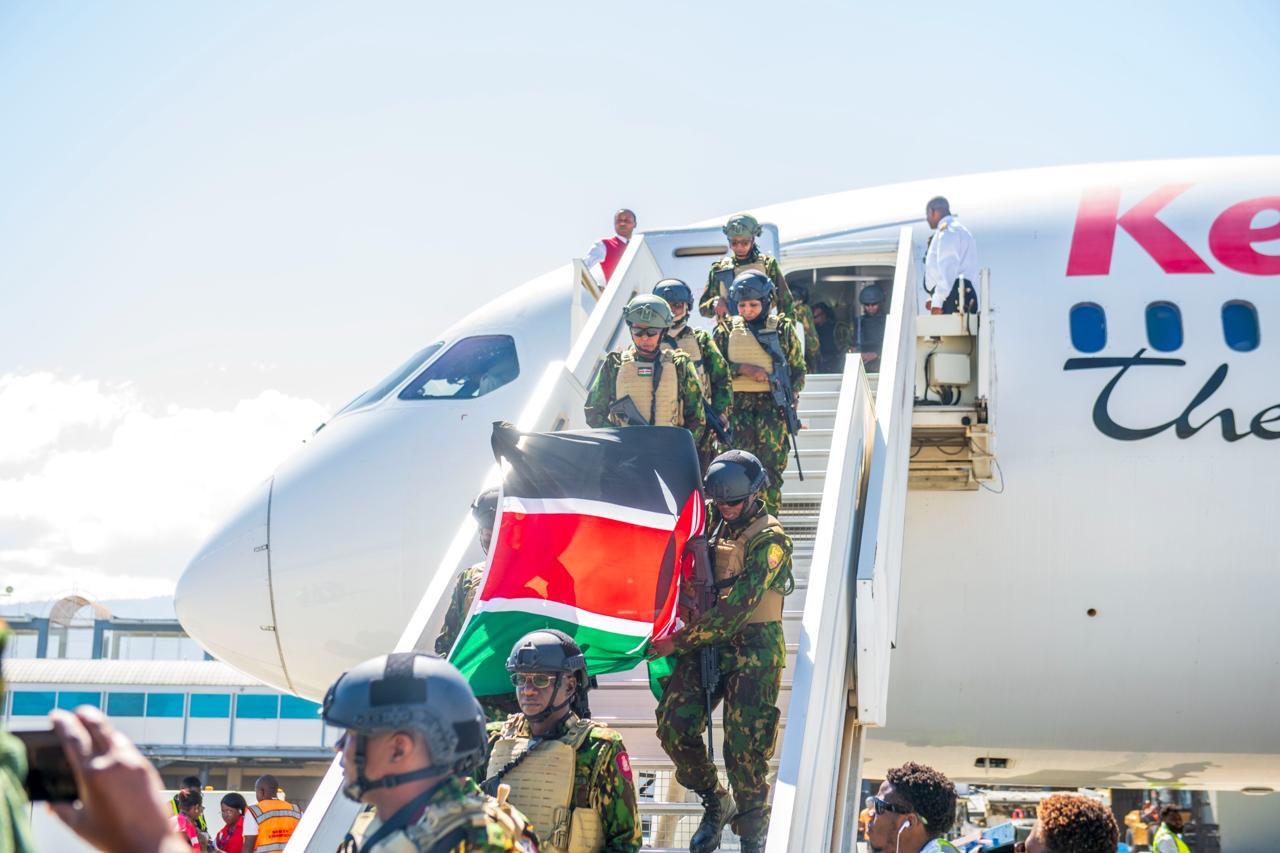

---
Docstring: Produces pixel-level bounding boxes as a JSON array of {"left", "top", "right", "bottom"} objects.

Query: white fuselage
[{"left": 177, "top": 156, "right": 1280, "bottom": 791}]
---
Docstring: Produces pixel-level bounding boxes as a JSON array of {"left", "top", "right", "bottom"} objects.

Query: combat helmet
[
  {"left": 506, "top": 629, "right": 592, "bottom": 721},
  {"left": 728, "top": 271, "right": 776, "bottom": 315},
  {"left": 623, "top": 294, "right": 674, "bottom": 329},
  {"left": 859, "top": 284, "right": 885, "bottom": 306},
  {"left": 704, "top": 449, "right": 768, "bottom": 504},
  {"left": 321, "top": 652, "right": 487, "bottom": 800},
  {"left": 652, "top": 278, "right": 693, "bottom": 308},
  {"left": 722, "top": 212, "right": 762, "bottom": 239},
  {"left": 470, "top": 487, "right": 499, "bottom": 530}
]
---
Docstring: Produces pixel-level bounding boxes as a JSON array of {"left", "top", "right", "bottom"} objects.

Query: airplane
[{"left": 176, "top": 155, "right": 1280, "bottom": 848}]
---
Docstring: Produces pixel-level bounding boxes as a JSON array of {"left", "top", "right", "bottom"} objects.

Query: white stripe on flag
[
  {"left": 475, "top": 597, "right": 653, "bottom": 637},
  {"left": 502, "top": 496, "right": 675, "bottom": 532}
]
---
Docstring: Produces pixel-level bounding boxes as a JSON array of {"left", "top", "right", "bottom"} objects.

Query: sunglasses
[
  {"left": 713, "top": 497, "right": 747, "bottom": 508},
  {"left": 630, "top": 327, "right": 662, "bottom": 338},
  {"left": 865, "top": 795, "right": 913, "bottom": 816},
  {"left": 729, "top": 237, "right": 753, "bottom": 247},
  {"left": 510, "top": 673, "right": 555, "bottom": 689}
]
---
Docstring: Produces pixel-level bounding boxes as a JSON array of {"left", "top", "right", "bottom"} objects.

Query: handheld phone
[{"left": 14, "top": 728, "right": 79, "bottom": 802}]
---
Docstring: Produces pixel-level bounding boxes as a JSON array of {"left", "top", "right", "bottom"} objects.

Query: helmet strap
[
  {"left": 522, "top": 673, "right": 575, "bottom": 724},
  {"left": 342, "top": 733, "right": 451, "bottom": 801}
]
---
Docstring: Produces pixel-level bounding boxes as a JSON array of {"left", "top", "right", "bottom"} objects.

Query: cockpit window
[
  {"left": 1145, "top": 302, "right": 1183, "bottom": 352},
  {"left": 399, "top": 335, "right": 519, "bottom": 400},
  {"left": 334, "top": 342, "right": 445, "bottom": 416}
]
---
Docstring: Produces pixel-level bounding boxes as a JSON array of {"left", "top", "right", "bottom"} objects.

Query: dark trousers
[{"left": 940, "top": 278, "right": 979, "bottom": 314}]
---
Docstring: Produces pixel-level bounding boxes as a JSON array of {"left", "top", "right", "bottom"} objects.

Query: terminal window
[
  {"left": 107, "top": 692, "right": 146, "bottom": 717},
  {"left": 236, "top": 695, "right": 280, "bottom": 719},
  {"left": 12, "top": 691, "right": 56, "bottom": 716},
  {"left": 190, "top": 694, "right": 232, "bottom": 718},
  {"left": 280, "top": 696, "right": 322, "bottom": 719},
  {"left": 56, "top": 691, "right": 101, "bottom": 711},
  {"left": 146, "top": 693, "right": 185, "bottom": 718}
]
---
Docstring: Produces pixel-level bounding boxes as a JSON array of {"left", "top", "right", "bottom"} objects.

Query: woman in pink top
[{"left": 172, "top": 790, "right": 203, "bottom": 850}]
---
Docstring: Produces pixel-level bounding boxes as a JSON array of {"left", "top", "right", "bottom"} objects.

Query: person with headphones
[
  {"left": 482, "top": 631, "right": 640, "bottom": 853},
  {"left": 322, "top": 652, "right": 538, "bottom": 852},
  {"left": 863, "top": 762, "right": 960, "bottom": 853},
  {"left": 699, "top": 213, "right": 795, "bottom": 321},
  {"left": 435, "top": 488, "right": 521, "bottom": 721}
]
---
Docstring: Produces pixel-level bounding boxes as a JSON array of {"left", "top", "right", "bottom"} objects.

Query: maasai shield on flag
[{"left": 448, "top": 422, "right": 704, "bottom": 698}]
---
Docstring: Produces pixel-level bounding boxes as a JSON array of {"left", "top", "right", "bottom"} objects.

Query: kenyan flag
[{"left": 448, "top": 423, "right": 703, "bottom": 698}]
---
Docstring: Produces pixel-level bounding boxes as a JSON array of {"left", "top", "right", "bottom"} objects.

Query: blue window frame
[
  {"left": 189, "top": 694, "right": 232, "bottom": 719},
  {"left": 399, "top": 335, "right": 520, "bottom": 400},
  {"left": 12, "top": 691, "right": 56, "bottom": 716},
  {"left": 146, "top": 693, "right": 185, "bottom": 718},
  {"left": 107, "top": 693, "right": 146, "bottom": 717},
  {"left": 280, "top": 696, "right": 321, "bottom": 720},
  {"left": 57, "top": 691, "right": 101, "bottom": 711},
  {"left": 1069, "top": 303, "right": 1107, "bottom": 353},
  {"left": 1222, "top": 301, "right": 1260, "bottom": 352},
  {"left": 1145, "top": 302, "right": 1183, "bottom": 352},
  {"left": 236, "top": 695, "right": 280, "bottom": 719}
]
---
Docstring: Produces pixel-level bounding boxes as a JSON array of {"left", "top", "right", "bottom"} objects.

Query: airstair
[{"left": 288, "top": 226, "right": 995, "bottom": 852}]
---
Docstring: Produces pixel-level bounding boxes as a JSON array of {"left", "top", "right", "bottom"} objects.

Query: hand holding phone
[
  {"left": 14, "top": 727, "right": 79, "bottom": 801},
  {"left": 48, "top": 707, "right": 190, "bottom": 853}
]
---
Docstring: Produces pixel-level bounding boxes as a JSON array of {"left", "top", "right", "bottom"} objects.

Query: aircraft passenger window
[
  {"left": 1069, "top": 303, "right": 1106, "bottom": 353},
  {"left": 335, "top": 342, "right": 445, "bottom": 415},
  {"left": 1221, "top": 301, "right": 1260, "bottom": 352},
  {"left": 1145, "top": 302, "right": 1183, "bottom": 352},
  {"left": 400, "top": 335, "right": 520, "bottom": 400}
]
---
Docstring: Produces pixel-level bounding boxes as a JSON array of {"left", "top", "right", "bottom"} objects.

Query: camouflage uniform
[
  {"left": 0, "top": 623, "right": 36, "bottom": 853},
  {"left": 713, "top": 318, "right": 807, "bottom": 515},
  {"left": 436, "top": 565, "right": 521, "bottom": 722},
  {"left": 583, "top": 346, "right": 705, "bottom": 436},
  {"left": 356, "top": 776, "right": 538, "bottom": 852},
  {"left": 485, "top": 713, "right": 641, "bottom": 853},
  {"left": 792, "top": 302, "right": 820, "bottom": 373},
  {"left": 698, "top": 248, "right": 795, "bottom": 320},
  {"left": 655, "top": 501, "right": 793, "bottom": 841},
  {"left": 662, "top": 324, "right": 733, "bottom": 471}
]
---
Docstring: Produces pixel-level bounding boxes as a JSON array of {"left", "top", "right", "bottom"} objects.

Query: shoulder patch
[
  {"left": 615, "top": 750, "right": 633, "bottom": 782},
  {"left": 767, "top": 543, "right": 785, "bottom": 569}
]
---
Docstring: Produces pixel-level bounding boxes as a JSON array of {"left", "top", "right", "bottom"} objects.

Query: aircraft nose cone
[{"left": 176, "top": 477, "right": 292, "bottom": 692}]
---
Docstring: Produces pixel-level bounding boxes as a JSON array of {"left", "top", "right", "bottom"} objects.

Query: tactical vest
[
  {"left": 712, "top": 512, "right": 787, "bottom": 624},
  {"left": 486, "top": 717, "right": 607, "bottom": 853},
  {"left": 613, "top": 349, "right": 681, "bottom": 427},
  {"left": 1153, "top": 825, "right": 1191, "bottom": 853},
  {"left": 247, "top": 799, "right": 301, "bottom": 852},
  {"left": 716, "top": 259, "right": 768, "bottom": 300},
  {"left": 363, "top": 790, "right": 532, "bottom": 853},
  {"left": 664, "top": 326, "right": 708, "bottom": 396},
  {"left": 727, "top": 315, "right": 778, "bottom": 393}
]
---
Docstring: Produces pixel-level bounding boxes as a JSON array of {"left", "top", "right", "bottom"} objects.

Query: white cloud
[{"left": 0, "top": 372, "right": 328, "bottom": 602}]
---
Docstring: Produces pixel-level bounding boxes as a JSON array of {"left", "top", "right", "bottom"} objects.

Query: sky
[{"left": 1, "top": 1, "right": 1277, "bottom": 605}]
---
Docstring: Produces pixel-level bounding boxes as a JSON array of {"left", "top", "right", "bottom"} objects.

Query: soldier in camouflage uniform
[
  {"left": 437, "top": 488, "right": 521, "bottom": 722},
  {"left": 650, "top": 451, "right": 793, "bottom": 853},
  {"left": 788, "top": 283, "right": 821, "bottom": 373},
  {"left": 322, "top": 652, "right": 539, "bottom": 853},
  {"left": 698, "top": 213, "right": 794, "bottom": 321},
  {"left": 712, "top": 274, "right": 806, "bottom": 516},
  {"left": 483, "top": 631, "right": 640, "bottom": 853},
  {"left": 653, "top": 278, "right": 733, "bottom": 472},
  {"left": 584, "top": 295, "right": 705, "bottom": 438}
]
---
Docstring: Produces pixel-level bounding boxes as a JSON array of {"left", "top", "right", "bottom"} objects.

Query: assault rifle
[
  {"left": 608, "top": 395, "right": 649, "bottom": 426},
  {"left": 755, "top": 327, "right": 804, "bottom": 481},
  {"left": 703, "top": 399, "right": 733, "bottom": 446},
  {"left": 686, "top": 523, "right": 722, "bottom": 761}
]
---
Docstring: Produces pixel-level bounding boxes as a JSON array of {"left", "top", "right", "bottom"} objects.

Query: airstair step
[{"left": 799, "top": 408, "right": 838, "bottom": 430}]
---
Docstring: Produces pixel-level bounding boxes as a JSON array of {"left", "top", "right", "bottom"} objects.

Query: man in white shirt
[
  {"left": 923, "top": 196, "right": 978, "bottom": 315},
  {"left": 583, "top": 208, "right": 637, "bottom": 284}
]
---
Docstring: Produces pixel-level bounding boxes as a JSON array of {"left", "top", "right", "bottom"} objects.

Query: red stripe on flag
[{"left": 481, "top": 512, "right": 675, "bottom": 621}]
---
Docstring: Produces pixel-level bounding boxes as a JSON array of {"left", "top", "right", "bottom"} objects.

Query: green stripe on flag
[{"left": 449, "top": 609, "right": 651, "bottom": 698}]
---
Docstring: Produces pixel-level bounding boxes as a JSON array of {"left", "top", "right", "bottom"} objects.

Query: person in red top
[
  {"left": 215, "top": 793, "right": 248, "bottom": 853},
  {"left": 584, "top": 208, "right": 637, "bottom": 283},
  {"left": 171, "top": 789, "right": 203, "bottom": 850}
]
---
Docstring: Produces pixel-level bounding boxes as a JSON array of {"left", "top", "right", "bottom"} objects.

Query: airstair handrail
[
  {"left": 853, "top": 226, "right": 920, "bottom": 729},
  {"left": 766, "top": 360, "right": 877, "bottom": 853},
  {"left": 288, "top": 237, "right": 666, "bottom": 851}
]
